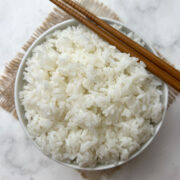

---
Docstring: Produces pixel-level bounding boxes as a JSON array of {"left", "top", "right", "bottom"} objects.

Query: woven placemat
[{"left": 0, "top": 0, "right": 179, "bottom": 179}]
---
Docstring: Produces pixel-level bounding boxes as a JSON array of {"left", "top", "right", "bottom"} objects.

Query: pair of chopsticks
[{"left": 50, "top": 0, "right": 180, "bottom": 92}]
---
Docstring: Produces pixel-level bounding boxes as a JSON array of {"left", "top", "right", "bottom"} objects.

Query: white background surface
[{"left": 0, "top": 0, "right": 180, "bottom": 179}]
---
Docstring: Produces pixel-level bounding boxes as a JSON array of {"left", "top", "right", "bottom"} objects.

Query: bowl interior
[{"left": 15, "top": 18, "right": 168, "bottom": 171}]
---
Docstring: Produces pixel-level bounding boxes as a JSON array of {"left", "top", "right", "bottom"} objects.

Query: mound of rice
[{"left": 20, "top": 24, "right": 163, "bottom": 167}]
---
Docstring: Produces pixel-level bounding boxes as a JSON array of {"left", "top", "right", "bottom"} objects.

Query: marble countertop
[{"left": 0, "top": 0, "right": 180, "bottom": 179}]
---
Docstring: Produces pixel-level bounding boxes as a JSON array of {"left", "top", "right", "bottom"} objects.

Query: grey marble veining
[
  {"left": 102, "top": 0, "right": 180, "bottom": 69},
  {"left": 0, "top": 0, "right": 180, "bottom": 179},
  {"left": 0, "top": 110, "right": 83, "bottom": 180}
]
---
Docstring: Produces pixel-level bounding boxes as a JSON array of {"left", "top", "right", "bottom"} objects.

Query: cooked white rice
[{"left": 20, "top": 24, "right": 163, "bottom": 167}]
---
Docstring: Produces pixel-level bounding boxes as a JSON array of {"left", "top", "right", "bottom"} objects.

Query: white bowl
[{"left": 14, "top": 17, "right": 168, "bottom": 171}]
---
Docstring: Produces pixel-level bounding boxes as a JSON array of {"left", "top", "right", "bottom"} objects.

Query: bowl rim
[{"left": 14, "top": 17, "right": 168, "bottom": 171}]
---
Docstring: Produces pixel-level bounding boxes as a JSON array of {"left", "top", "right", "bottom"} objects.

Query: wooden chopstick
[
  {"left": 50, "top": 0, "right": 180, "bottom": 92},
  {"left": 61, "top": 0, "right": 180, "bottom": 82}
]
